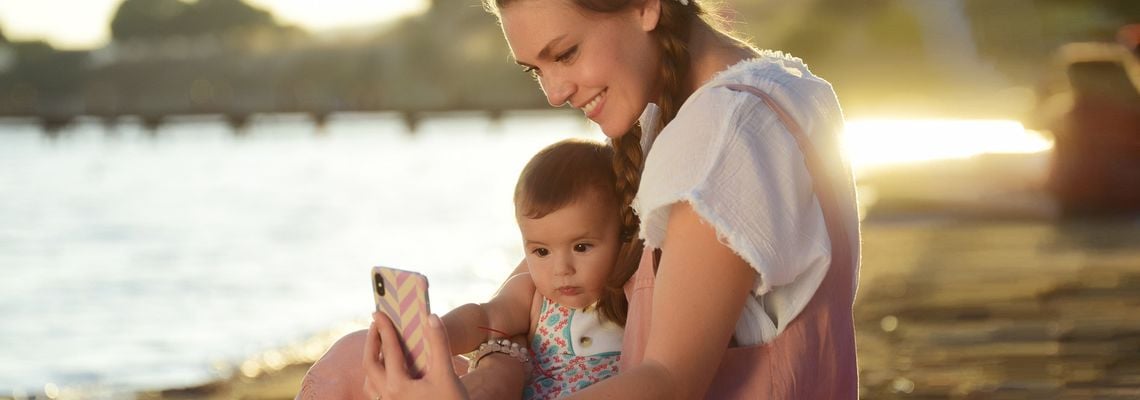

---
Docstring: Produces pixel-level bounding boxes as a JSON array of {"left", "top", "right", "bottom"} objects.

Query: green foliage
[
  {"left": 176, "top": 0, "right": 278, "bottom": 37},
  {"left": 0, "top": 41, "right": 88, "bottom": 96},
  {"left": 1036, "top": 0, "right": 1140, "bottom": 39},
  {"left": 964, "top": 0, "right": 1140, "bottom": 87},
  {"left": 369, "top": 0, "right": 543, "bottom": 109},
  {"left": 110, "top": 0, "right": 284, "bottom": 41},
  {"left": 3, "top": 0, "right": 1138, "bottom": 118},
  {"left": 110, "top": 0, "right": 191, "bottom": 41}
]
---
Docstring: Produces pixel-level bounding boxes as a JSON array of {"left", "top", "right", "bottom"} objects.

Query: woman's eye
[
  {"left": 533, "top": 248, "right": 550, "bottom": 257},
  {"left": 523, "top": 66, "right": 541, "bottom": 78},
  {"left": 573, "top": 243, "right": 591, "bottom": 252},
  {"left": 555, "top": 46, "right": 578, "bottom": 63}
]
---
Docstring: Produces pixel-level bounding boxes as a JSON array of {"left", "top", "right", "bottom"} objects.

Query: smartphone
[{"left": 371, "top": 266, "right": 431, "bottom": 378}]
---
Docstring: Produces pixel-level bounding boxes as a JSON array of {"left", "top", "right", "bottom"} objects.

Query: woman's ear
[{"left": 636, "top": 0, "right": 662, "bottom": 32}]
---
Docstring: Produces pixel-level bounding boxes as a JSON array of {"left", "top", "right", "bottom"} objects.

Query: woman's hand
[{"left": 362, "top": 311, "right": 469, "bottom": 400}]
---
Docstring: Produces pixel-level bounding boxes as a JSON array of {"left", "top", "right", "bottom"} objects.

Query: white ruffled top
[{"left": 632, "top": 51, "right": 860, "bottom": 345}]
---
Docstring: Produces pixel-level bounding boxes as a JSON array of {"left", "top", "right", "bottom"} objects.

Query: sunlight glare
[
  {"left": 842, "top": 119, "right": 1053, "bottom": 172},
  {"left": 0, "top": 0, "right": 430, "bottom": 49},
  {"left": 245, "top": 0, "right": 429, "bottom": 32}
]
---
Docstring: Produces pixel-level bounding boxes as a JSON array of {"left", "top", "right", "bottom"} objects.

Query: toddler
[{"left": 442, "top": 138, "right": 637, "bottom": 399}]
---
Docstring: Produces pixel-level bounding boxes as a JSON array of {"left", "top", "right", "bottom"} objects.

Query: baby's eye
[
  {"left": 573, "top": 243, "right": 592, "bottom": 253},
  {"left": 532, "top": 248, "right": 551, "bottom": 257}
]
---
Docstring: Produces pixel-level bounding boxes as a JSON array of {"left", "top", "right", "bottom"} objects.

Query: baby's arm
[{"left": 441, "top": 272, "right": 536, "bottom": 355}]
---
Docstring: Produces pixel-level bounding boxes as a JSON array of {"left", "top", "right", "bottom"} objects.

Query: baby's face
[{"left": 517, "top": 197, "right": 621, "bottom": 309}]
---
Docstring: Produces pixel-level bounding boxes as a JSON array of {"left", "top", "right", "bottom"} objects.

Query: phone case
[{"left": 372, "top": 266, "right": 431, "bottom": 377}]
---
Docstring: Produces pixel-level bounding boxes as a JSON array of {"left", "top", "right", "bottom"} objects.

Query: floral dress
[{"left": 523, "top": 297, "right": 623, "bottom": 399}]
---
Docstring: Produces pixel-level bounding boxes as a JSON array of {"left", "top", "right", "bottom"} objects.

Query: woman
[{"left": 301, "top": 0, "right": 860, "bottom": 398}]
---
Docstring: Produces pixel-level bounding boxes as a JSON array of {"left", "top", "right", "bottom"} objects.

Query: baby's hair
[
  {"left": 514, "top": 138, "right": 619, "bottom": 220},
  {"left": 514, "top": 138, "right": 633, "bottom": 325}
]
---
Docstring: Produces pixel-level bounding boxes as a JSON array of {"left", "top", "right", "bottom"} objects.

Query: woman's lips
[{"left": 582, "top": 90, "right": 606, "bottom": 120}]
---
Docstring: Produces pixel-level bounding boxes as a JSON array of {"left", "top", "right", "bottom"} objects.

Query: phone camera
[{"left": 374, "top": 273, "right": 385, "bottom": 296}]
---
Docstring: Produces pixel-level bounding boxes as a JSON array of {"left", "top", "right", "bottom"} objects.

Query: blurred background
[{"left": 1, "top": 0, "right": 1138, "bottom": 399}]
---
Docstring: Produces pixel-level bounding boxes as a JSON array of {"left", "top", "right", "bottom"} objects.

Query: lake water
[{"left": 0, "top": 112, "right": 602, "bottom": 397}]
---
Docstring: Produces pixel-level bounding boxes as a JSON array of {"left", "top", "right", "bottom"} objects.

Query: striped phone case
[{"left": 371, "top": 266, "right": 431, "bottom": 378}]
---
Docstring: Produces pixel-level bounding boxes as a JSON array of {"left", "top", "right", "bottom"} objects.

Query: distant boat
[{"left": 1033, "top": 24, "right": 1140, "bottom": 216}]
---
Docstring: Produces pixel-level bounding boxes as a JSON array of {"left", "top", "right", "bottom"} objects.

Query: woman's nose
[{"left": 541, "top": 73, "right": 575, "bottom": 108}]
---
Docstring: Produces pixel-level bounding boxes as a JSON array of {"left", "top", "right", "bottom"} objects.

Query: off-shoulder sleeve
[{"left": 633, "top": 85, "right": 832, "bottom": 297}]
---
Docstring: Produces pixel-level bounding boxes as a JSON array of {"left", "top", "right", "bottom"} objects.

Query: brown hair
[
  {"left": 515, "top": 138, "right": 619, "bottom": 219},
  {"left": 514, "top": 138, "right": 633, "bottom": 325},
  {"left": 487, "top": 0, "right": 712, "bottom": 296}
]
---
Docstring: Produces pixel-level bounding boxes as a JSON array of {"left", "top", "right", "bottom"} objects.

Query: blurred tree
[
  {"left": 110, "top": 0, "right": 288, "bottom": 41},
  {"left": 1037, "top": 0, "right": 1140, "bottom": 40},
  {"left": 731, "top": 0, "right": 946, "bottom": 114},
  {"left": 175, "top": 0, "right": 279, "bottom": 37},
  {"left": 0, "top": 41, "right": 88, "bottom": 103},
  {"left": 14, "top": 0, "right": 1136, "bottom": 120},
  {"left": 370, "top": 0, "right": 544, "bottom": 109},
  {"left": 110, "top": 0, "right": 191, "bottom": 41},
  {"left": 966, "top": 0, "right": 1140, "bottom": 86},
  {"left": 723, "top": 0, "right": 1139, "bottom": 116}
]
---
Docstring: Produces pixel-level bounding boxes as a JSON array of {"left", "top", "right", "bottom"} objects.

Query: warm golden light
[
  {"left": 245, "top": 0, "right": 429, "bottom": 32},
  {"left": 842, "top": 119, "right": 1053, "bottom": 173},
  {"left": 0, "top": 0, "right": 430, "bottom": 50}
]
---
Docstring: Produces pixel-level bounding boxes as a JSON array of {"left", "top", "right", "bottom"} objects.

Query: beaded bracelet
[{"left": 468, "top": 338, "right": 532, "bottom": 374}]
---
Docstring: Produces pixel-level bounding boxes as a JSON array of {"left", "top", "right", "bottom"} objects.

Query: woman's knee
[{"left": 297, "top": 329, "right": 369, "bottom": 400}]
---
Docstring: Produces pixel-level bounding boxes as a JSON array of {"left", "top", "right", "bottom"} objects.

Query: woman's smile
[{"left": 580, "top": 89, "right": 607, "bottom": 120}]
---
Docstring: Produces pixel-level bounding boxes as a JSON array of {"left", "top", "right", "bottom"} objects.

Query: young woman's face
[
  {"left": 517, "top": 194, "right": 622, "bottom": 309},
  {"left": 500, "top": 0, "right": 661, "bottom": 138}
]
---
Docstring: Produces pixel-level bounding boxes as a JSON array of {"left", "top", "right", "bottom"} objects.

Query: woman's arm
[{"left": 567, "top": 202, "right": 757, "bottom": 399}]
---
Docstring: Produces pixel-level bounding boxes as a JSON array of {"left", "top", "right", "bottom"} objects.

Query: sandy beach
[
  {"left": 122, "top": 213, "right": 1140, "bottom": 400},
  {"left": 856, "top": 217, "right": 1140, "bottom": 399}
]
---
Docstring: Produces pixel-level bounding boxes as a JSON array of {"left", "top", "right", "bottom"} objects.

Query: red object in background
[
  {"left": 1118, "top": 23, "right": 1140, "bottom": 55},
  {"left": 1044, "top": 27, "right": 1140, "bottom": 216}
]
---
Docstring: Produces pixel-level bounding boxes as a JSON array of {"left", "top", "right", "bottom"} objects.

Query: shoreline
[{"left": 134, "top": 321, "right": 365, "bottom": 400}]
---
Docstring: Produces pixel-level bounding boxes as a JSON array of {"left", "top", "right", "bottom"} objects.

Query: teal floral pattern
[{"left": 523, "top": 297, "right": 622, "bottom": 399}]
